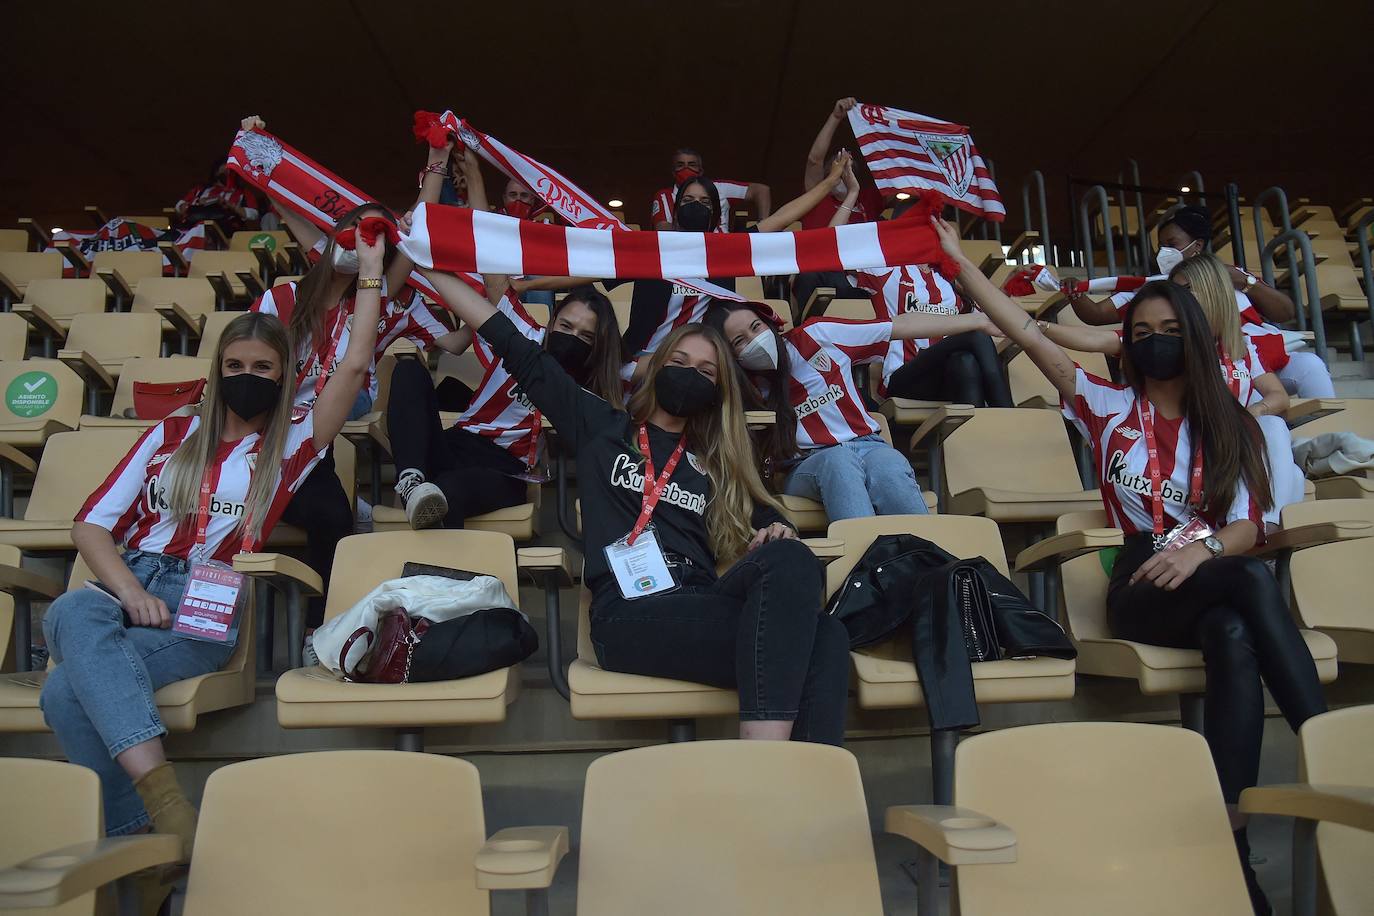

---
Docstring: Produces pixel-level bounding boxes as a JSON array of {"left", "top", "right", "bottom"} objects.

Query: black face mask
[
  {"left": 676, "top": 200, "right": 714, "bottom": 232},
  {"left": 654, "top": 365, "right": 719, "bottom": 418},
  {"left": 545, "top": 331, "right": 593, "bottom": 375},
  {"left": 1127, "top": 333, "right": 1185, "bottom": 381},
  {"left": 220, "top": 373, "right": 281, "bottom": 421}
]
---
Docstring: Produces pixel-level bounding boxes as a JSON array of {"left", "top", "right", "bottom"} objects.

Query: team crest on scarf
[
  {"left": 809, "top": 351, "right": 833, "bottom": 372},
  {"left": 686, "top": 452, "right": 705, "bottom": 475},
  {"left": 457, "top": 124, "right": 480, "bottom": 150},
  {"left": 914, "top": 132, "right": 973, "bottom": 198},
  {"left": 234, "top": 130, "right": 284, "bottom": 180}
]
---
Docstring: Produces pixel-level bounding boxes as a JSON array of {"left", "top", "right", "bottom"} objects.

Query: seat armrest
[
  {"left": 57, "top": 350, "right": 115, "bottom": 392},
  {"left": 1285, "top": 398, "right": 1345, "bottom": 430},
  {"left": 281, "top": 241, "right": 310, "bottom": 274},
  {"left": 250, "top": 242, "right": 277, "bottom": 277},
  {"left": 803, "top": 537, "right": 845, "bottom": 562},
  {"left": 0, "top": 443, "right": 39, "bottom": 476},
  {"left": 156, "top": 242, "right": 189, "bottom": 276},
  {"left": 745, "top": 409, "right": 777, "bottom": 426},
  {"left": 204, "top": 222, "right": 229, "bottom": 250},
  {"left": 0, "top": 560, "right": 64, "bottom": 600},
  {"left": 1032, "top": 293, "right": 1069, "bottom": 320},
  {"left": 885, "top": 805, "right": 1017, "bottom": 866},
  {"left": 1004, "top": 230, "right": 1041, "bottom": 261},
  {"left": 1014, "top": 527, "right": 1123, "bottom": 573},
  {"left": 518, "top": 546, "right": 575, "bottom": 587},
  {"left": 1239, "top": 784, "right": 1374, "bottom": 833},
  {"left": 0, "top": 835, "right": 181, "bottom": 908},
  {"left": 0, "top": 270, "right": 23, "bottom": 306},
  {"left": 11, "top": 303, "right": 66, "bottom": 341},
  {"left": 56, "top": 241, "right": 91, "bottom": 276},
  {"left": 474, "top": 825, "right": 570, "bottom": 891},
  {"left": 233, "top": 552, "right": 324, "bottom": 596},
  {"left": 801, "top": 287, "right": 835, "bottom": 321},
  {"left": 84, "top": 205, "right": 108, "bottom": 226},
  {"left": 908, "top": 404, "right": 974, "bottom": 450},
  {"left": 1253, "top": 520, "right": 1374, "bottom": 557},
  {"left": 156, "top": 301, "right": 202, "bottom": 337},
  {"left": 18, "top": 218, "right": 52, "bottom": 250},
  {"left": 235, "top": 270, "right": 265, "bottom": 300},
  {"left": 96, "top": 266, "right": 133, "bottom": 304}
]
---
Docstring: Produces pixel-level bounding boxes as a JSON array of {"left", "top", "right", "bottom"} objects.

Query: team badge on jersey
[
  {"left": 1114, "top": 425, "right": 1141, "bottom": 441},
  {"left": 685, "top": 451, "right": 705, "bottom": 475},
  {"left": 809, "top": 351, "right": 833, "bottom": 372}
]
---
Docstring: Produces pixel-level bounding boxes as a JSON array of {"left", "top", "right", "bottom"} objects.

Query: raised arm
[
  {"left": 1066, "top": 289, "right": 1126, "bottom": 325},
  {"left": 1230, "top": 266, "right": 1295, "bottom": 324},
  {"left": 755, "top": 152, "right": 851, "bottom": 232},
  {"left": 1038, "top": 321, "right": 1123, "bottom": 356},
  {"left": 745, "top": 182, "right": 772, "bottom": 220},
  {"left": 933, "top": 216, "right": 1077, "bottom": 401},
  {"left": 383, "top": 137, "right": 457, "bottom": 293},
  {"left": 891, "top": 309, "right": 996, "bottom": 341},
  {"left": 310, "top": 234, "right": 384, "bottom": 449},
  {"left": 457, "top": 147, "right": 489, "bottom": 214},
  {"left": 804, "top": 98, "right": 856, "bottom": 191},
  {"left": 828, "top": 159, "right": 862, "bottom": 228}
]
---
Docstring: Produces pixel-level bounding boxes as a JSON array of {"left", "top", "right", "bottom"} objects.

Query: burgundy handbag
[
  {"left": 131, "top": 378, "right": 207, "bottom": 420},
  {"left": 338, "top": 609, "right": 431, "bottom": 684}
]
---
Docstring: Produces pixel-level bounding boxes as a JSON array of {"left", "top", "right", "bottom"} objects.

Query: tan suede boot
[
  {"left": 127, "top": 867, "right": 173, "bottom": 916},
  {"left": 133, "top": 762, "right": 198, "bottom": 861}
]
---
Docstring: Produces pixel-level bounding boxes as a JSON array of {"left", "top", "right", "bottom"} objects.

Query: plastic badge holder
[
  {"left": 1157, "top": 515, "right": 1213, "bottom": 553},
  {"left": 172, "top": 561, "right": 247, "bottom": 644}
]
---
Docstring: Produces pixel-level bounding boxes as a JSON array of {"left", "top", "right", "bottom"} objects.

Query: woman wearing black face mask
[
  {"left": 40, "top": 262, "right": 380, "bottom": 899},
  {"left": 420, "top": 267, "right": 851, "bottom": 746},
  {"left": 936, "top": 219, "right": 1324, "bottom": 915},
  {"left": 386, "top": 284, "right": 625, "bottom": 528}
]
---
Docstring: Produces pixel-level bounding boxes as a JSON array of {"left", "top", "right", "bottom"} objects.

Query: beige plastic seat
[
  {"left": 578, "top": 741, "right": 883, "bottom": 916},
  {"left": 0, "top": 359, "right": 86, "bottom": 517},
  {"left": 1292, "top": 399, "right": 1374, "bottom": 500},
  {"left": 12, "top": 279, "right": 107, "bottom": 356},
  {"left": 188, "top": 251, "right": 265, "bottom": 307},
  {"left": 0, "top": 551, "right": 257, "bottom": 732},
  {"left": 274, "top": 530, "right": 552, "bottom": 748},
  {"left": 0, "top": 229, "right": 27, "bottom": 253},
  {"left": 0, "top": 251, "right": 64, "bottom": 307},
  {"left": 91, "top": 250, "right": 164, "bottom": 309},
  {"left": 1281, "top": 499, "right": 1374, "bottom": 663},
  {"left": 58, "top": 313, "right": 164, "bottom": 413},
  {"left": 79, "top": 356, "right": 210, "bottom": 429},
  {"left": 1008, "top": 348, "right": 1112, "bottom": 410},
  {"left": 193, "top": 311, "right": 242, "bottom": 359},
  {"left": 734, "top": 275, "right": 765, "bottom": 300},
  {"left": 173, "top": 751, "right": 565, "bottom": 915},
  {"left": 130, "top": 276, "right": 218, "bottom": 353},
  {"left": 0, "top": 313, "right": 26, "bottom": 362},
  {"left": 1295, "top": 705, "right": 1374, "bottom": 915}
]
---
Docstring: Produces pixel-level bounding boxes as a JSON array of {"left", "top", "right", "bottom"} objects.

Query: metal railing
[
  {"left": 1077, "top": 185, "right": 1115, "bottom": 278},
  {"left": 1225, "top": 183, "right": 1246, "bottom": 269},
  {"left": 1116, "top": 160, "right": 1149, "bottom": 274},
  {"left": 1355, "top": 210, "right": 1374, "bottom": 342},
  {"left": 1260, "top": 228, "right": 1328, "bottom": 363},
  {"left": 1020, "top": 170, "right": 1051, "bottom": 265}
]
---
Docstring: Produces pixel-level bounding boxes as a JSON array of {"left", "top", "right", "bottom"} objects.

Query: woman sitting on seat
[
  {"left": 40, "top": 231, "right": 383, "bottom": 881},
  {"left": 420, "top": 267, "right": 850, "bottom": 746},
  {"left": 937, "top": 217, "right": 1324, "bottom": 916}
]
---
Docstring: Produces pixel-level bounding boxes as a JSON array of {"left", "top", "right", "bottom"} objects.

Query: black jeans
[
  {"left": 590, "top": 538, "right": 849, "bottom": 745},
  {"left": 386, "top": 359, "right": 527, "bottom": 525},
  {"left": 885, "top": 331, "right": 1013, "bottom": 407},
  {"left": 280, "top": 448, "right": 353, "bottom": 628},
  {"left": 1108, "top": 535, "right": 1327, "bottom": 803}
]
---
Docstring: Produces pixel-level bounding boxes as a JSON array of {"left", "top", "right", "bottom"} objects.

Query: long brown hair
[
  {"left": 553, "top": 286, "right": 624, "bottom": 409},
  {"left": 1170, "top": 254, "right": 1245, "bottom": 359},
  {"left": 1121, "top": 281, "right": 1272, "bottom": 522},
  {"left": 627, "top": 324, "right": 786, "bottom": 562}
]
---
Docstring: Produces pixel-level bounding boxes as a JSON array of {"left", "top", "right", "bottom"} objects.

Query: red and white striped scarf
[
  {"left": 1069, "top": 275, "right": 1150, "bottom": 295},
  {"left": 848, "top": 102, "right": 1004, "bottom": 222},
  {"left": 401, "top": 197, "right": 960, "bottom": 281}
]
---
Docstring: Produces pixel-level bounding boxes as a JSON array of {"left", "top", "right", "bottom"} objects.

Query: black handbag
[
  {"left": 969, "top": 558, "right": 1075, "bottom": 660},
  {"left": 951, "top": 562, "right": 1001, "bottom": 662},
  {"left": 407, "top": 608, "right": 538, "bottom": 682}
]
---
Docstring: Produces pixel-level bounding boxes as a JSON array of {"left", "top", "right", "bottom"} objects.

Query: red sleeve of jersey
[{"left": 859, "top": 185, "right": 885, "bottom": 219}]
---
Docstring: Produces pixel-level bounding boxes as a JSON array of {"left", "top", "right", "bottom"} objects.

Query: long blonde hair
[
  {"left": 158, "top": 312, "right": 298, "bottom": 544},
  {"left": 1170, "top": 254, "right": 1245, "bottom": 359},
  {"left": 627, "top": 325, "right": 785, "bottom": 563}
]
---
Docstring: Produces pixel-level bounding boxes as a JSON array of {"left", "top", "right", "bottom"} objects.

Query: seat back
[
  {"left": 578, "top": 741, "right": 883, "bottom": 916},
  {"left": 0, "top": 758, "right": 103, "bottom": 916},
  {"left": 320, "top": 530, "right": 518, "bottom": 624},
  {"left": 0, "top": 251, "right": 64, "bottom": 293},
  {"left": 0, "top": 313, "right": 27, "bottom": 361},
  {"left": 1055, "top": 509, "right": 1113, "bottom": 640},
  {"left": 228, "top": 230, "right": 292, "bottom": 252},
  {"left": 1298, "top": 705, "right": 1374, "bottom": 916},
  {"left": 25, "top": 428, "right": 143, "bottom": 522},
  {"left": 734, "top": 276, "right": 765, "bottom": 300},
  {"left": 194, "top": 312, "right": 241, "bottom": 359},
  {"left": 63, "top": 313, "right": 163, "bottom": 363},
  {"left": 821, "top": 298, "right": 880, "bottom": 322},
  {"left": 0, "top": 229, "right": 27, "bottom": 252},
  {"left": 435, "top": 348, "right": 487, "bottom": 391},
  {"left": 103, "top": 357, "right": 211, "bottom": 418},
  {"left": 953, "top": 722, "right": 1251, "bottom": 915},
  {"left": 825, "top": 514, "right": 1009, "bottom": 599},
  {"left": 0, "top": 359, "right": 84, "bottom": 431},
  {"left": 92, "top": 250, "right": 164, "bottom": 286},
  {"left": 522, "top": 301, "right": 550, "bottom": 328},
  {"left": 944, "top": 408, "right": 1086, "bottom": 498},
  {"left": 22, "top": 279, "right": 107, "bottom": 323},
  {"left": 188, "top": 251, "right": 258, "bottom": 287},
  {"left": 1292, "top": 399, "right": 1374, "bottom": 441},
  {"left": 183, "top": 751, "right": 489, "bottom": 916},
  {"left": 1009, "top": 349, "right": 1111, "bottom": 409},
  {"left": 130, "top": 277, "right": 217, "bottom": 320}
]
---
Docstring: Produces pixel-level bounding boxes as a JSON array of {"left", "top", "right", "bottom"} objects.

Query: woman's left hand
[
  {"left": 748, "top": 522, "right": 797, "bottom": 551},
  {"left": 1129, "top": 541, "right": 1210, "bottom": 591},
  {"left": 356, "top": 230, "right": 386, "bottom": 276},
  {"left": 1226, "top": 264, "right": 1254, "bottom": 291}
]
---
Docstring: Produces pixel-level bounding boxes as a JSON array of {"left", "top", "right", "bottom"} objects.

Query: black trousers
[
  {"left": 1108, "top": 536, "right": 1327, "bottom": 803},
  {"left": 386, "top": 359, "right": 527, "bottom": 526},
  {"left": 884, "top": 331, "right": 1013, "bottom": 408},
  {"left": 590, "top": 538, "right": 850, "bottom": 745},
  {"left": 280, "top": 448, "right": 353, "bottom": 628}
]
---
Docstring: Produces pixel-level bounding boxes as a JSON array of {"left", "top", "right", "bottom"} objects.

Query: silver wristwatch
[{"left": 1202, "top": 535, "right": 1225, "bottom": 559}]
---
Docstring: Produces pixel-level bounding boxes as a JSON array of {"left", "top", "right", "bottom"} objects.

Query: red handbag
[
  {"left": 131, "top": 378, "right": 207, "bottom": 420},
  {"left": 338, "top": 609, "right": 431, "bottom": 684}
]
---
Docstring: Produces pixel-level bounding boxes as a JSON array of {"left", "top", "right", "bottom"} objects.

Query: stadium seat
[
  {"left": 274, "top": 530, "right": 559, "bottom": 749},
  {"left": 1007, "top": 348, "right": 1112, "bottom": 410},
  {"left": 833, "top": 514, "right": 1076, "bottom": 805},
  {"left": 0, "top": 758, "right": 180, "bottom": 915},
  {"left": 0, "top": 359, "right": 85, "bottom": 517},
  {"left": 131, "top": 276, "right": 218, "bottom": 353},
  {"left": 194, "top": 311, "right": 241, "bottom": 359},
  {"left": 92, "top": 250, "right": 165, "bottom": 310},
  {"left": 577, "top": 741, "right": 884, "bottom": 915},
  {"left": 0, "top": 251, "right": 64, "bottom": 309},
  {"left": 0, "top": 313, "right": 27, "bottom": 362},
  {"left": 79, "top": 355, "right": 210, "bottom": 429},
  {"left": 734, "top": 276, "right": 765, "bottom": 300},
  {"left": 0, "top": 230, "right": 28, "bottom": 253},
  {"left": 57, "top": 312, "right": 164, "bottom": 413},
  {"left": 1276, "top": 499, "right": 1374, "bottom": 663},
  {"left": 188, "top": 251, "right": 265, "bottom": 309},
  {"left": 11, "top": 278, "right": 107, "bottom": 356},
  {"left": 1289, "top": 399, "right": 1374, "bottom": 500},
  {"left": 228, "top": 229, "right": 308, "bottom": 276},
  {"left": 0, "top": 544, "right": 29, "bottom": 671}
]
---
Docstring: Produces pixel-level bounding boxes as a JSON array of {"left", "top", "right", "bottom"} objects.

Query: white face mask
[
  {"left": 1155, "top": 239, "right": 1197, "bottom": 276},
  {"left": 737, "top": 328, "right": 779, "bottom": 372},
  {"left": 331, "top": 244, "right": 360, "bottom": 275}
]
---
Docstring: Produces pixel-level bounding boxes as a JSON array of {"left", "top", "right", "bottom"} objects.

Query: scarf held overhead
[{"left": 402, "top": 198, "right": 960, "bottom": 281}]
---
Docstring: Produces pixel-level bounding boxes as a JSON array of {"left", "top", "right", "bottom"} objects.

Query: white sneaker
[{"left": 395, "top": 469, "right": 447, "bottom": 530}]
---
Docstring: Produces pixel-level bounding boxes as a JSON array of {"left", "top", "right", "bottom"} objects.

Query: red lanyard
[
  {"left": 1218, "top": 345, "right": 1240, "bottom": 398},
  {"left": 299, "top": 307, "right": 351, "bottom": 401},
  {"left": 1138, "top": 401, "right": 1203, "bottom": 535},
  {"left": 627, "top": 425, "right": 686, "bottom": 546},
  {"left": 193, "top": 446, "right": 259, "bottom": 559}
]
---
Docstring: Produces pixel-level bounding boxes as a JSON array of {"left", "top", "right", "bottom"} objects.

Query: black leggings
[
  {"left": 280, "top": 449, "right": 353, "bottom": 628},
  {"left": 385, "top": 359, "right": 527, "bottom": 525},
  {"left": 884, "top": 331, "right": 1013, "bottom": 408},
  {"left": 590, "top": 538, "right": 850, "bottom": 745},
  {"left": 1108, "top": 537, "right": 1327, "bottom": 803}
]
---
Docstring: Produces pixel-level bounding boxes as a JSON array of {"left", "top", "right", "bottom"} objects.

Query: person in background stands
[{"left": 649, "top": 146, "right": 771, "bottom": 232}]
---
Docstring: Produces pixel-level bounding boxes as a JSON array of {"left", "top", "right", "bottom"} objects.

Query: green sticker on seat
[
  {"left": 1098, "top": 546, "right": 1120, "bottom": 577},
  {"left": 249, "top": 232, "right": 277, "bottom": 251},
  {"left": 6, "top": 371, "right": 57, "bottom": 418}
]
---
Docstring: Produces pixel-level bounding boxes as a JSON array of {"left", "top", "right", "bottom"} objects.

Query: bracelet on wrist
[
  {"left": 356, "top": 277, "right": 383, "bottom": 290},
  {"left": 423, "top": 162, "right": 452, "bottom": 177}
]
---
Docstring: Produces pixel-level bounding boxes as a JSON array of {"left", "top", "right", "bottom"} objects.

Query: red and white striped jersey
[
  {"left": 782, "top": 318, "right": 891, "bottom": 449},
  {"left": 644, "top": 282, "right": 717, "bottom": 355},
  {"left": 76, "top": 412, "right": 324, "bottom": 563},
  {"left": 854, "top": 264, "right": 966, "bottom": 392},
  {"left": 1062, "top": 366, "right": 1261, "bottom": 535},
  {"left": 649, "top": 179, "right": 751, "bottom": 232},
  {"left": 461, "top": 293, "right": 547, "bottom": 465},
  {"left": 1221, "top": 337, "right": 1286, "bottom": 408},
  {"left": 252, "top": 281, "right": 447, "bottom": 409}
]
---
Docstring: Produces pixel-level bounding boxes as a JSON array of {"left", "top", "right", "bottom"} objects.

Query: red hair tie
[
  {"left": 412, "top": 110, "right": 452, "bottom": 149},
  {"left": 335, "top": 216, "right": 400, "bottom": 250}
]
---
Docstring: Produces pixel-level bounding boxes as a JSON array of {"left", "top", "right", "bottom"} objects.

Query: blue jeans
[
  {"left": 782, "top": 433, "right": 928, "bottom": 521},
  {"left": 347, "top": 390, "right": 374, "bottom": 421},
  {"left": 40, "top": 550, "right": 235, "bottom": 835}
]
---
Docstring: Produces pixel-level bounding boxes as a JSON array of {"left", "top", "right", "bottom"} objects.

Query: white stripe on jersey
[
  {"left": 1062, "top": 366, "right": 1261, "bottom": 534},
  {"left": 76, "top": 412, "right": 325, "bottom": 562},
  {"left": 643, "top": 285, "right": 714, "bottom": 355},
  {"left": 461, "top": 293, "right": 546, "bottom": 463},
  {"left": 783, "top": 319, "right": 891, "bottom": 449},
  {"left": 855, "top": 265, "right": 963, "bottom": 390}
]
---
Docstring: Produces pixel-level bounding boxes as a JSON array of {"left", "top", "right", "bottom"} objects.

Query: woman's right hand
[
  {"left": 832, "top": 97, "right": 857, "bottom": 119},
  {"left": 826, "top": 150, "right": 853, "bottom": 186},
  {"left": 931, "top": 214, "right": 965, "bottom": 260},
  {"left": 122, "top": 587, "right": 171, "bottom": 628},
  {"left": 241, "top": 115, "right": 266, "bottom": 132}
]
